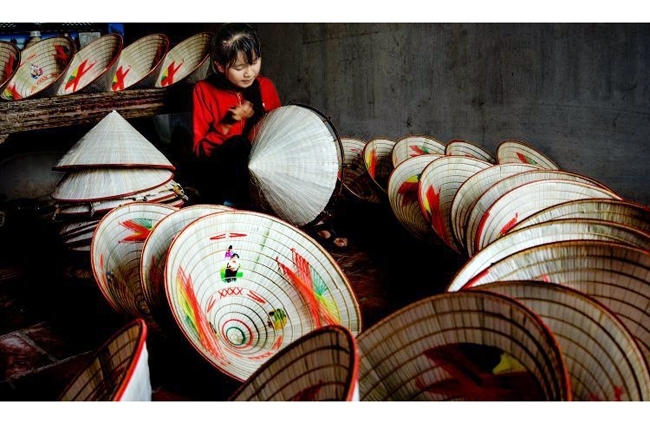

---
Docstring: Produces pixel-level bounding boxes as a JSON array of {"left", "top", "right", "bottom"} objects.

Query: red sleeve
[
  {"left": 192, "top": 82, "right": 229, "bottom": 158},
  {"left": 259, "top": 77, "right": 282, "bottom": 112}
]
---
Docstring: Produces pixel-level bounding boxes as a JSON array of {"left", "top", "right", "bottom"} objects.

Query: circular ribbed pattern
[
  {"left": 465, "top": 169, "right": 617, "bottom": 257},
  {"left": 362, "top": 137, "right": 396, "bottom": 194},
  {"left": 51, "top": 168, "right": 174, "bottom": 203},
  {"left": 510, "top": 198, "right": 650, "bottom": 235},
  {"left": 60, "top": 319, "right": 151, "bottom": 401},
  {"left": 249, "top": 105, "right": 341, "bottom": 227},
  {"left": 473, "top": 281, "right": 650, "bottom": 401},
  {"left": 155, "top": 32, "right": 212, "bottom": 88},
  {"left": 54, "top": 110, "right": 175, "bottom": 171},
  {"left": 387, "top": 154, "right": 443, "bottom": 243},
  {"left": 391, "top": 135, "right": 446, "bottom": 168},
  {"left": 164, "top": 210, "right": 362, "bottom": 381},
  {"left": 451, "top": 163, "right": 540, "bottom": 253},
  {"left": 447, "top": 218, "right": 650, "bottom": 292},
  {"left": 475, "top": 179, "right": 621, "bottom": 253},
  {"left": 497, "top": 139, "right": 560, "bottom": 170},
  {"left": 340, "top": 137, "right": 383, "bottom": 204},
  {"left": 56, "top": 33, "right": 123, "bottom": 95},
  {"left": 445, "top": 139, "right": 496, "bottom": 163},
  {"left": 91, "top": 202, "right": 178, "bottom": 317},
  {"left": 140, "top": 204, "right": 232, "bottom": 311},
  {"left": 230, "top": 324, "right": 360, "bottom": 401},
  {"left": 418, "top": 155, "right": 492, "bottom": 254},
  {"left": 110, "top": 33, "right": 169, "bottom": 91},
  {"left": 0, "top": 41, "right": 20, "bottom": 94},
  {"left": 357, "top": 291, "right": 570, "bottom": 401},
  {"left": 2, "top": 36, "right": 75, "bottom": 100}
]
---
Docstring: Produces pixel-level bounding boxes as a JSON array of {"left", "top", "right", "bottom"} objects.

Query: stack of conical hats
[{"left": 51, "top": 110, "right": 186, "bottom": 253}]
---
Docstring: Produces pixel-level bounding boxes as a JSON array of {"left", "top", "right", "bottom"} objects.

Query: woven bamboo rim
[
  {"left": 451, "top": 163, "right": 539, "bottom": 252},
  {"left": 387, "top": 154, "right": 443, "bottom": 243},
  {"left": 473, "top": 280, "right": 650, "bottom": 400},
  {"left": 90, "top": 202, "right": 178, "bottom": 318},
  {"left": 0, "top": 40, "right": 20, "bottom": 94},
  {"left": 474, "top": 179, "right": 622, "bottom": 253},
  {"left": 155, "top": 32, "right": 212, "bottom": 88},
  {"left": 362, "top": 137, "right": 396, "bottom": 194},
  {"left": 59, "top": 318, "right": 151, "bottom": 401},
  {"left": 357, "top": 290, "right": 571, "bottom": 401},
  {"left": 164, "top": 209, "right": 362, "bottom": 382},
  {"left": 418, "top": 155, "right": 492, "bottom": 254},
  {"left": 56, "top": 33, "right": 123, "bottom": 95},
  {"left": 445, "top": 139, "right": 496, "bottom": 163},
  {"left": 497, "top": 139, "right": 560, "bottom": 170},
  {"left": 340, "top": 137, "right": 383, "bottom": 204},
  {"left": 464, "top": 169, "right": 619, "bottom": 257},
  {"left": 140, "top": 204, "right": 233, "bottom": 312},
  {"left": 111, "top": 33, "right": 169, "bottom": 91},
  {"left": 391, "top": 134, "right": 446, "bottom": 168},
  {"left": 230, "top": 324, "right": 360, "bottom": 401},
  {"left": 447, "top": 218, "right": 650, "bottom": 292}
]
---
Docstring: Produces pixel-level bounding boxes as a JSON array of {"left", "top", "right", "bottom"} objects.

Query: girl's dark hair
[{"left": 211, "top": 23, "right": 261, "bottom": 72}]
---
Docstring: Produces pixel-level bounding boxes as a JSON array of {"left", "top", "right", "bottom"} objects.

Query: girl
[{"left": 191, "top": 23, "right": 282, "bottom": 207}]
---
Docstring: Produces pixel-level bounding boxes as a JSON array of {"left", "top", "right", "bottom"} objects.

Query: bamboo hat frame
[
  {"left": 391, "top": 134, "right": 446, "bottom": 168},
  {"left": 110, "top": 33, "right": 169, "bottom": 91},
  {"left": 154, "top": 32, "right": 212, "bottom": 88}
]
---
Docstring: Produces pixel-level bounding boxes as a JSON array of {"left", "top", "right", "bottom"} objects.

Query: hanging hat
[
  {"left": 339, "top": 137, "right": 383, "bottom": 204},
  {"left": 1, "top": 35, "right": 75, "bottom": 101},
  {"left": 357, "top": 290, "right": 571, "bottom": 401},
  {"left": 0, "top": 40, "right": 19, "bottom": 95},
  {"left": 447, "top": 218, "right": 650, "bottom": 292},
  {"left": 450, "top": 163, "right": 539, "bottom": 254},
  {"left": 155, "top": 32, "right": 212, "bottom": 88},
  {"left": 90, "top": 202, "right": 178, "bottom": 318},
  {"left": 230, "top": 324, "right": 360, "bottom": 401},
  {"left": 387, "top": 153, "right": 443, "bottom": 243},
  {"left": 418, "top": 155, "right": 491, "bottom": 254},
  {"left": 445, "top": 139, "right": 496, "bottom": 163},
  {"left": 59, "top": 319, "right": 151, "bottom": 401},
  {"left": 164, "top": 210, "right": 362, "bottom": 381},
  {"left": 53, "top": 110, "right": 175, "bottom": 171},
  {"left": 391, "top": 134, "right": 445, "bottom": 168},
  {"left": 474, "top": 280, "right": 650, "bottom": 400},
  {"left": 249, "top": 105, "right": 342, "bottom": 227},
  {"left": 56, "top": 33, "right": 123, "bottom": 95},
  {"left": 497, "top": 139, "right": 560, "bottom": 170},
  {"left": 464, "top": 169, "right": 619, "bottom": 257},
  {"left": 140, "top": 204, "right": 233, "bottom": 312},
  {"left": 474, "top": 179, "right": 621, "bottom": 253},
  {"left": 110, "top": 33, "right": 169, "bottom": 91},
  {"left": 362, "top": 137, "right": 396, "bottom": 194}
]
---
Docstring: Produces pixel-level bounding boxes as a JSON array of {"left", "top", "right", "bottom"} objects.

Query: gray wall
[{"left": 256, "top": 23, "right": 650, "bottom": 205}]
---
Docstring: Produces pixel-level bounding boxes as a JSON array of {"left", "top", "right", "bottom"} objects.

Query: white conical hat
[
  {"left": 249, "top": 105, "right": 341, "bottom": 227},
  {"left": 54, "top": 110, "right": 175, "bottom": 171}
]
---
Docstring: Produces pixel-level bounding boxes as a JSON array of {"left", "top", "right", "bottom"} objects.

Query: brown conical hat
[{"left": 53, "top": 110, "right": 175, "bottom": 171}]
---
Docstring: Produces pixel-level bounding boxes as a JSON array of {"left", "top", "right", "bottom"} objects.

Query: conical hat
[
  {"left": 54, "top": 110, "right": 175, "bottom": 171},
  {"left": 90, "top": 202, "right": 178, "bottom": 317},
  {"left": 362, "top": 137, "right": 396, "bottom": 194},
  {"left": 164, "top": 210, "right": 362, "bottom": 381},
  {"left": 230, "top": 325, "right": 360, "bottom": 401},
  {"left": 0, "top": 40, "right": 20, "bottom": 94},
  {"left": 56, "top": 33, "right": 123, "bottom": 95},
  {"left": 357, "top": 290, "right": 571, "bottom": 401},
  {"left": 339, "top": 137, "right": 383, "bottom": 204},
  {"left": 497, "top": 139, "right": 560, "bottom": 170},
  {"left": 155, "top": 32, "right": 212, "bottom": 88},
  {"left": 249, "top": 105, "right": 342, "bottom": 227},
  {"left": 110, "top": 33, "right": 169, "bottom": 91},
  {"left": 447, "top": 218, "right": 650, "bottom": 292},
  {"left": 59, "top": 319, "right": 151, "bottom": 401},
  {"left": 140, "top": 204, "right": 233, "bottom": 312},
  {"left": 51, "top": 168, "right": 174, "bottom": 203},
  {"left": 445, "top": 139, "right": 496, "bottom": 163},
  {"left": 391, "top": 134, "right": 445, "bottom": 168},
  {"left": 473, "top": 280, "right": 650, "bottom": 400},
  {"left": 1, "top": 35, "right": 75, "bottom": 101}
]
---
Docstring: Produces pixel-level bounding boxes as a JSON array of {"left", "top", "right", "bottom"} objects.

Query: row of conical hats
[
  {"left": 1, "top": 31, "right": 212, "bottom": 101},
  {"left": 52, "top": 110, "right": 186, "bottom": 252}
]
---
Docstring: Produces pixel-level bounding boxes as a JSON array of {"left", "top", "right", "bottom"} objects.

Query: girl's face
[{"left": 216, "top": 52, "right": 262, "bottom": 89}]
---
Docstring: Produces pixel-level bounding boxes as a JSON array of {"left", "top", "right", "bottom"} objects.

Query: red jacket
[{"left": 192, "top": 75, "right": 282, "bottom": 157}]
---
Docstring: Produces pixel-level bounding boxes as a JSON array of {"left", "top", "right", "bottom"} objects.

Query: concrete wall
[{"left": 256, "top": 23, "right": 650, "bottom": 205}]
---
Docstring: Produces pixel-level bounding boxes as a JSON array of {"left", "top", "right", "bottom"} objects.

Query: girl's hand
[{"left": 229, "top": 101, "right": 254, "bottom": 121}]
